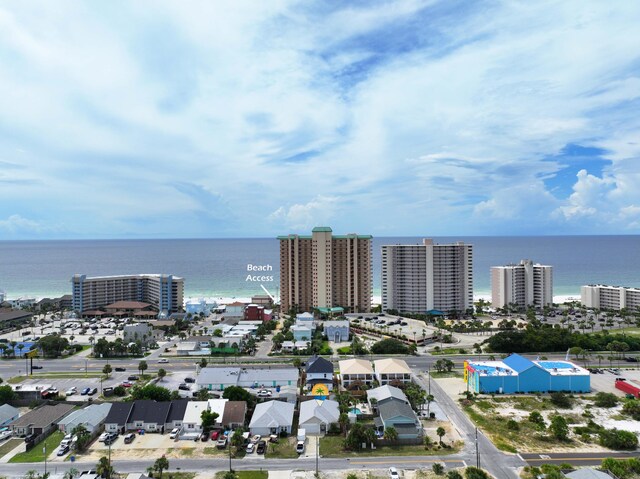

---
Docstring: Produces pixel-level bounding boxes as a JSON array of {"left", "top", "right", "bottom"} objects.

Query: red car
[
  {"left": 211, "top": 431, "right": 219, "bottom": 440},
  {"left": 121, "top": 381, "right": 132, "bottom": 388}
]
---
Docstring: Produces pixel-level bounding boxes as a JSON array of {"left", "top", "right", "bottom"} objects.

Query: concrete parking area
[{"left": 590, "top": 368, "right": 640, "bottom": 396}]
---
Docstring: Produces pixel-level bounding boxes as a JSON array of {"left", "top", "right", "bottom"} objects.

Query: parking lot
[
  {"left": 345, "top": 313, "right": 438, "bottom": 343},
  {"left": 589, "top": 367, "right": 640, "bottom": 396}
]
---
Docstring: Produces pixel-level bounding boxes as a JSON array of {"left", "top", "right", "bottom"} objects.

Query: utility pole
[
  {"left": 475, "top": 427, "right": 480, "bottom": 469},
  {"left": 43, "top": 442, "right": 47, "bottom": 477},
  {"left": 108, "top": 439, "right": 112, "bottom": 479},
  {"left": 315, "top": 436, "right": 319, "bottom": 478},
  {"left": 228, "top": 435, "right": 232, "bottom": 472},
  {"left": 427, "top": 366, "right": 431, "bottom": 396}
]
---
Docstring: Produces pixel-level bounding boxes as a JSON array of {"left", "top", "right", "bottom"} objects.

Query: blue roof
[
  {"left": 426, "top": 310, "right": 445, "bottom": 315},
  {"left": 502, "top": 354, "right": 536, "bottom": 373}
]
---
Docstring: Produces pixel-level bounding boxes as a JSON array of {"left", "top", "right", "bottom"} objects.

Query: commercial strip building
[
  {"left": 381, "top": 239, "right": 473, "bottom": 315},
  {"left": 581, "top": 284, "right": 640, "bottom": 311},
  {"left": 464, "top": 354, "right": 590, "bottom": 394},
  {"left": 491, "top": 260, "right": 553, "bottom": 309},
  {"left": 279, "top": 226, "right": 372, "bottom": 313},
  {"left": 71, "top": 274, "right": 184, "bottom": 314},
  {"left": 196, "top": 366, "right": 299, "bottom": 391}
]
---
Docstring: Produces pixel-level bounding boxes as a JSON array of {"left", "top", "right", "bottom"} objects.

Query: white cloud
[
  {"left": 0, "top": 215, "right": 44, "bottom": 233},
  {"left": 269, "top": 196, "right": 341, "bottom": 230}
]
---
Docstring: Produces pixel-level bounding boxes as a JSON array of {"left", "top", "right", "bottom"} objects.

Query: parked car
[
  {"left": 121, "top": 381, "right": 132, "bottom": 388},
  {"left": 200, "top": 432, "right": 209, "bottom": 442},
  {"left": 115, "top": 367, "right": 126, "bottom": 372},
  {"left": 178, "top": 384, "right": 190, "bottom": 391},
  {"left": 184, "top": 377, "right": 195, "bottom": 383},
  {"left": 124, "top": 433, "right": 136, "bottom": 444},
  {"left": 169, "top": 428, "right": 180, "bottom": 439},
  {"left": 81, "top": 387, "right": 91, "bottom": 395},
  {"left": 0, "top": 431, "right": 13, "bottom": 441},
  {"left": 158, "top": 358, "right": 169, "bottom": 363},
  {"left": 65, "top": 387, "right": 77, "bottom": 396},
  {"left": 251, "top": 434, "right": 261, "bottom": 444},
  {"left": 31, "top": 365, "right": 43, "bottom": 370},
  {"left": 216, "top": 436, "right": 227, "bottom": 449},
  {"left": 98, "top": 432, "right": 110, "bottom": 442},
  {"left": 296, "top": 440, "right": 305, "bottom": 454},
  {"left": 57, "top": 444, "right": 70, "bottom": 456},
  {"left": 256, "top": 440, "right": 266, "bottom": 454},
  {"left": 246, "top": 442, "right": 255, "bottom": 453},
  {"left": 24, "top": 433, "right": 36, "bottom": 443},
  {"left": 257, "top": 389, "right": 272, "bottom": 397},
  {"left": 127, "top": 376, "right": 139, "bottom": 381},
  {"left": 104, "top": 434, "right": 117, "bottom": 446},
  {"left": 88, "top": 387, "right": 98, "bottom": 396},
  {"left": 389, "top": 467, "right": 399, "bottom": 479},
  {"left": 210, "top": 431, "right": 220, "bottom": 440}
]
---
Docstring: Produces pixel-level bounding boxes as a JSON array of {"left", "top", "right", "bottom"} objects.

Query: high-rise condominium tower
[
  {"left": 491, "top": 260, "right": 553, "bottom": 309},
  {"left": 278, "top": 227, "right": 372, "bottom": 313},
  {"left": 381, "top": 239, "right": 473, "bottom": 314}
]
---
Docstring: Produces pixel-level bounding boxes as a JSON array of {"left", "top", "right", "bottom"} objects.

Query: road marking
[
  {"left": 526, "top": 457, "right": 612, "bottom": 462},
  {"left": 350, "top": 460, "right": 465, "bottom": 465}
]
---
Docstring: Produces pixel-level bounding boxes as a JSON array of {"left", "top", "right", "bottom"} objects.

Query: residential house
[
  {"left": 375, "top": 398, "right": 422, "bottom": 440},
  {"left": 10, "top": 404, "right": 74, "bottom": 437},
  {"left": 324, "top": 320, "right": 349, "bottom": 342},
  {"left": 126, "top": 400, "right": 171, "bottom": 433},
  {"left": 305, "top": 356, "right": 334, "bottom": 394},
  {"left": 225, "top": 302, "right": 245, "bottom": 319},
  {"left": 281, "top": 341, "right": 310, "bottom": 352},
  {"left": 104, "top": 402, "right": 134, "bottom": 434},
  {"left": 374, "top": 358, "right": 412, "bottom": 385},
  {"left": 57, "top": 403, "right": 112, "bottom": 435},
  {"left": 339, "top": 359, "right": 374, "bottom": 388},
  {"left": 221, "top": 401, "right": 247, "bottom": 430},
  {"left": 296, "top": 312, "right": 314, "bottom": 323},
  {"left": 181, "top": 401, "right": 209, "bottom": 435},
  {"left": 0, "top": 404, "right": 19, "bottom": 428},
  {"left": 249, "top": 400, "right": 295, "bottom": 436},
  {"left": 207, "top": 399, "right": 228, "bottom": 428},
  {"left": 165, "top": 400, "right": 188, "bottom": 431},
  {"left": 298, "top": 399, "right": 339, "bottom": 435},
  {"left": 367, "top": 385, "right": 407, "bottom": 408},
  {"left": 292, "top": 324, "right": 313, "bottom": 342}
]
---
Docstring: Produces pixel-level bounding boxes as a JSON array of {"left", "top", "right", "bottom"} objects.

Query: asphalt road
[{"left": 519, "top": 451, "right": 640, "bottom": 467}]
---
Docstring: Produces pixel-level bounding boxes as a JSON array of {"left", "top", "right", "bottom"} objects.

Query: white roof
[
  {"left": 339, "top": 359, "right": 373, "bottom": 375},
  {"left": 299, "top": 399, "right": 340, "bottom": 426},
  {"left": 249, "top": 400, "right": 295, "bottom": 429},
  {"left": 374, "top": 358, "right": 411, "bottom": 375},
  {"left": 207, "top": 399, "right": 228, "bottom": 420},
  {"left": 57, "top": 403, "right": 112, "bottom": 428},
  {"left": 183, "top": 401, "right": 209, "bottom": 424}
]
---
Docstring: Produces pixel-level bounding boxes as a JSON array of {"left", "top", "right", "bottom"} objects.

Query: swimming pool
[
  {"left": 538, "top": 361, "right": 573, "bottom": 369},
  {"left": 473, "top": 365, "right": 498, "bottom": 374},
  {"left": 350, "top": 407, "right": 362, "bottom": 415}
]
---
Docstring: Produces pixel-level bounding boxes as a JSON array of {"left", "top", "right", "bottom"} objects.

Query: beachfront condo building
[
  {"left": 491, "top": 260, "right": 553, "bottom": 310},
  {"left": 278, "top": 226, "right": 372, "bottom": 313},
  {"left": 581, "top": 284, "right": 640, "bottom": 311},
  {"left": 381, "top": 239, "right": 473, "bottom": 315},
  {"left": 71, "top": 274, "right": 184, "bottom": 314}
]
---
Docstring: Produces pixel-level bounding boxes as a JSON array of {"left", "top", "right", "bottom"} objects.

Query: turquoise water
[
  {"left": 1, "top": 235, "right": 639, "bottom": 299},
  {"left": 472, "top": 365, "right": 498, "bottom": 374},
  {"left": 350, "top": 407, "right": 362, "bottom": 414},
  {"left": 538, "top": 361, "right": 573, "bottom": 369}
]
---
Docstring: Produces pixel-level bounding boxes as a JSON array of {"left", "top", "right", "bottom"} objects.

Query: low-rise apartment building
[{"left": 581, "top": 284, "right": 640, "bottom": 311}]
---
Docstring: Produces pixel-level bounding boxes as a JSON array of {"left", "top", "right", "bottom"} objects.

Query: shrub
[
  {"left": 599, "top": 428, "right": 639, "bottom": 450},
  {"left": 432, "top": 463, "right": 445, "bottom": 475},
  {"left": 370, "top": 338, "right": 408, "bottom": 355},
  {"left": 464, "top": 467, "right": 490, "bottom": 479},
  {"left": 528, "top": 411, "right": 545, "bottom": 428},
  {"left": 550, "top": 392, "right": 572, "bottom": 409},
  {"left": 447, "top": 472, "right": 463, "bottom": 479},
  {"left": 506, "top": 419, "right": 519, "bottom": 431},
  {"left": 594, "top": 392, "right": 618, "bottom": 408},
  {"left": 550, "top": 415, "right": 569, "bottom": 441},
  {"left": 113, "top": 386, "right": 127, "bottom": 397},
  {"left": 622, "top": 399, "right": 640, "bottom": 420}
]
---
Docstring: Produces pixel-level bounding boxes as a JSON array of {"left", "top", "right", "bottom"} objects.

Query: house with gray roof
[
  {"left": 375, "top": 399, "right": 421, "bottom": 440},
  {"left": 126, "top": 400, "right": 171, "bottom": 433},
  {"left": 367, "top": 385, "right": 408, "bottom": 408},
  {"left": 10, "top": 404, "right": 74, "bottom": 437},
  {"left": 305, "top": 356, "right": 334, "bottom": 392},
  {"left": 104, "top": 402, "right": 134, "bottom": 434},
  {"left": 0, "top": 404, "right": 19, "bottom": 428},
  {"left": 249, "top": 400, "right": 295, "bottom": 436},
  {"left": 58, "top": 403, "right": 112, "bottom": 434},
  {"left": 564, "top": 469, "right": 614, "bottom": 479},
  {"left": 299, "top": 399, "right": 339, "bottom": 435}
]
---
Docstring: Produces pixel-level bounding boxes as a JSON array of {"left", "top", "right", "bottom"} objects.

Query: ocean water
[{"left": 0, "top": 236, "right": 639, "bottom": 300}]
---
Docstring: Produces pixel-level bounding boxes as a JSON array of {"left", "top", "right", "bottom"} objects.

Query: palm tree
[
  {"left": 17, "top": 343, "right": 24, "bottom": 358},
  {"left": 596, "top": 354, "right": 604, "bottom": 367},
  {"left": 158, "top": 368, "right": 167, "bottom": 381},
  {"left": 153, "top": 456, "right": 169, "bottom": 479},
  {"left": 64, "top": 468, "right": 79, "bottom": 479},
  {"left": 383, "top": 426, "right": 398, "bottom": 443},
  {"left": 426, "top": 394, "right": 435, "bottom": 417},
  {"left": 436, "top": 426, "right": 446, "bottom": 445},
  {"left": 338, "top": 412, "right": 350, "bottom": 436},
  {"left": 96, "top": 456, "right": 113, "bottom": 479},
  {"left": 102, "top": 364, "right": 112, "bottom": 378},
  {"left": 138, "top": 360, "right": 148, "bottom": 376}
]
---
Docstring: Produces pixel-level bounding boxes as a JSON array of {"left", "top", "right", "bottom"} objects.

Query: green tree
[
  {"left": 0, "top": 385, "right": 16, "bottom": 403},
  {"left": 199, "top": 358, "right": 208, "bottom": 368},
  {"left": 550, "top": 415, "right": 569, "bottom": 441},
  {"left": 222, "top": 386, "right": 255, "bottom": 404},
  {"left": 338, "top": 412, "right": 350, "bottom": 436},
  {"left": 201, "top": 410, "right": 219, "bottom": 431},
  {"left": 129, "top": 384, "right": 172, "bottom": 401},
  {"left": 153, "top": 457, "right": 169, "bottom": 479},
  {"left": 436, "top": 426, "right": 446, "bottom": 445},
  {"left": 64, "top": 468, "right": 79, "bottom": 479},
  {"left": 383, "top": 426, "right": 398, "bottom": 442},
  {"left": 528, "top": 410, "right": 545, "bottom": 428},
  {"left": 37, "top": 335, "right": 69, "bottom": 358},
  {"left": 550, "top": 392, "right": 572, "bottom": 409},
  {"left": 594, "top": 392, "right": 618, "bottom": 408},
  {"left": 102, "top": 364, "right": 112, "bottom": 378},
  {"left": 622, "top": 399, "right": 640, "bottom": 420},
  {"left": 432, "top": 463, "right": 444, "bottom": 475},
  {"left": 138, "top": 360, "right": 148, "bottom": 376},
  {"left": 231, "top": 428, "right": 245, "bottom": 451},
  {"left": 71, "top": 424, "right": 91, "bottom": 452},
  {"left": 446, "top": 471, "right": 463, "bottom": 479},
  {"left": 370, "top": 338, "right": 408, "bottom": 354},
  {"left": 599, "top": 428, "right": 639, "bottom": 450},
  {"left": 157, "top": 368, "right": 167, "bottom": 381},
  {"left": 196, "top": 388, "right": 210, "bottom": 401},
  {"left": 464, "top": 467, "right": 489, "bottom": 479},
  {"left": 96, "top": 456, "right": 114, "bottom": 479}
]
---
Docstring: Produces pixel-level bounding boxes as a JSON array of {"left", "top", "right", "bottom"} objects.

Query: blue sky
[{"left": 1, "top": 1, "right": 640, "bottom": 239}]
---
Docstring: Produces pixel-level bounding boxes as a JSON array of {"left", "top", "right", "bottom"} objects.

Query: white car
[
  {"left": 158, "top": 358, "right": 169, "bottom": 364},
  {"left": 98, "top": 432, "right": 110, "bottom": 443},
  {"left": 296, "top": 440, "right": 305, "bottom": 454},
  {"left": 169, "top": 427, "right": 180, "bottom": 439},
  {"left": 246, "top": 442, "right": 255, "bottom": 453},
  {"left": 389, "top": 468, "right": 400, "bottom": 479},
  {"left": 257, "top": 389, "right": 272, "bottom": 397},
  {"left": 65, "top": 387, "right": 77, "bottom": 396},
  {"left": 251, "top": 434, "right": 261, "bottom": 444}
]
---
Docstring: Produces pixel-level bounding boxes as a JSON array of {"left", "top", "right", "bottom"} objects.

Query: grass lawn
[
  {"left": 318, "top": 435, "right": 459, "bottom": 458},
  {"left": 430, "top": 370, "right": 462, "bottom": 378},
  {"left": 0, "top": 439, "right": 22, "bottom": 458},
  {"left": 170, "top": 473, "right": 196, "bottom": 479},
  {"left": 216, "top": 472, "right": 268, "bottom": 479},
  {"left": 431, "top": 348, "right": 467, "bottom": 355},
  {"left": 267, "top": 438, "right": 298, "bottom": 458},
  {"left": 10, "top": 431, "right": 64, "bottom": 463},
  {"left": 9, "top": 372, "right": 105, "bottom": 384}
]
